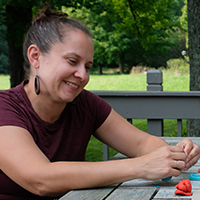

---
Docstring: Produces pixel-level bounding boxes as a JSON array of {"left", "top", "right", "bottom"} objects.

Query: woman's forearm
[
  {"left": 138, "top": 134, "right": 169, "bottom": 156},
  {"left": 26, "top": 159, "right": 141, "bottom": 197}
]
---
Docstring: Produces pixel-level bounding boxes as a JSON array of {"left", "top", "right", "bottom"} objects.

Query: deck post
[
  {"left": 147, "top": 70, "right": 163, "bottom": 136},
  {"left": 103, "top": 143, "right": 109, "bottom": 161}
]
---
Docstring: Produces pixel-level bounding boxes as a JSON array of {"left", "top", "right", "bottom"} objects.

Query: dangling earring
[{"left": 34, "top": 70, "right": 40, "bottom": 95}]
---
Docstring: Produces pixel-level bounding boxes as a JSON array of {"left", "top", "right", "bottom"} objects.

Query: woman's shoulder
[
  {"left": 0, "top": 81, "right": 33, "bottom": 129},
  {"left": 79, "top": 89, "right": 95, "bottom": 97},
  {"left": 79, "top": 89, "right": 103, "bottom": 102},
  {"left": 0, "top": 81, "right": 24, "bottom": 95},
  {"left": 77, "top": 89, "right": 111, "bottom": 116},
  {"left": 0, "top": 81, "right": 32, "bottom": 115},
  {"left": 68, "top": 89, "right": 111, "bottom": 131},
  {"left": 0, "top": 82, "right": 26, "bottom": 104}
]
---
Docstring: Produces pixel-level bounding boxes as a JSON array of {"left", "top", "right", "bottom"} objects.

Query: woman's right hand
[{"left": 136, "top": 145, "right": 187, "bottom": 180}]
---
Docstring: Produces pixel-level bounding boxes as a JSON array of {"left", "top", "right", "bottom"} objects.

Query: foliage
[
  {"left": 0, "top": 54, "right": 8, "bottom": 74},
  {"left": 179, "top": 0, "right": 188, "bottom": 48},
  {"left": 0, "top": 0, "right": 84, "bottom": 8},
  {"left": 0, "top": 12, "right": 8, "bottom": 74},
  {"left": 165, "top": 58, "right": 189, "bottom": 75},
  {"left": 64, "top": 0, "right": 187, "bottom": 72},
  {"left": 180, "top": 0, "right": 188, "bottom": 31},
  {"left": 169, "top": 124, "right": 187, "bottom": 137}
]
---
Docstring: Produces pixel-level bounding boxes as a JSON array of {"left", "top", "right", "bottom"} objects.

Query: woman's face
[{"left": 37, "top": 29, "right": 94, "bottom": 103}]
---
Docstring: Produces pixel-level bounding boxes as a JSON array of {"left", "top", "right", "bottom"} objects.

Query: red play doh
[{"left": 174, "top": 179, "right": 193, "bottom": 196}]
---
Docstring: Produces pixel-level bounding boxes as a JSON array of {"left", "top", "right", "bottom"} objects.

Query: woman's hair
[{"left": 23, "top": 8, "right": 92, "bottom": 78}]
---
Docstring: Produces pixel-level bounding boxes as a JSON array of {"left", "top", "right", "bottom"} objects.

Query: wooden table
[{"left": 60, "top": 137, "right": 200, "bottom": 200}]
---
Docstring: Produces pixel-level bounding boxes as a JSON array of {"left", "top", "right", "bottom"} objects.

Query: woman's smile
[{"left": 64, "top": 81, "right": 79, "bottom": 90}]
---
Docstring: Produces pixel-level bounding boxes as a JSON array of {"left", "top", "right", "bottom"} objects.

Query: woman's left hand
[{"left": 176, "top": 138, "right": 200, "bottom": 170}]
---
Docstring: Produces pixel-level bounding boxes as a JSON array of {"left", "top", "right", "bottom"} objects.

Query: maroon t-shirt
[{"left": 0, "top": 81, "right": 111, "bottom": 200}]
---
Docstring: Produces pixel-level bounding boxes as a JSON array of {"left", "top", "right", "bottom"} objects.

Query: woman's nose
[{"left": 74, "top": 66, "right": 87, "bottom": 80}]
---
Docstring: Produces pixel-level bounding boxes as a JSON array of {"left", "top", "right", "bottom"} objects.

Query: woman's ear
[{"left": 27, "top": 44, "right": 40, "bottom": 69}]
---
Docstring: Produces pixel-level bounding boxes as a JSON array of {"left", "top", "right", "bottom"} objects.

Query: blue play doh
[
  {"left": 189, "top": 173, "right": 200, "bottom": 181},
  {"left": 162, "top": 176, "right": 172, "bottom": 182}
]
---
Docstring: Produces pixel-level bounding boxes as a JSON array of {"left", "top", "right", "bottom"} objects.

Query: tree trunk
[
  {"left": 187, "top": 0, "right": 200, "bottom": 136},
  {"left": 98, "top": 65, "right": 102, "bottom": 75},
  {"left": 119, "top": 53, "right": 124, "bottom": 74},
  {"left": 5, "top": 5, "right": 32, "bottom": 88}
]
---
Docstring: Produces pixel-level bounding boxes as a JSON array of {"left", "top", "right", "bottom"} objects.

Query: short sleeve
[
  {"left": 77, "top": 90, "right": 112, "bottom": 131},
  {"left": 0, "top": 87, "right": 29, "bottom": 130}
]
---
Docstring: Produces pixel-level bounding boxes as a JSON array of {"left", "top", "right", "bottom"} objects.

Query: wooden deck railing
[{"left": 91, "top": 70, "right": 200, "bottom": 160}]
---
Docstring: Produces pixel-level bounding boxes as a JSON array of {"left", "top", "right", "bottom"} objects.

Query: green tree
[
  {"left": 109, "top": 0, "right": 186, "bottom": 72},
  {"left": 67, "top": 0, "right": 186, "bottom": 74}
]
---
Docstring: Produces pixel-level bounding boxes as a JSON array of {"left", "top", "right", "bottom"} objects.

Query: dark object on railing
[{"left": 147, "top": 70, "right": 163, "bottom": 91}]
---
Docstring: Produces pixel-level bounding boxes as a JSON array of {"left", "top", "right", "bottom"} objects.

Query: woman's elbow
[
  {"left": 21, "top": 175, "right": 70, "bottom": 197},
  {"left": 26, "top": 180, "right": 70, "bottom": 197}
]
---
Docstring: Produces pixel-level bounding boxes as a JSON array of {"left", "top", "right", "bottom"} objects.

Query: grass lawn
[
  {"left": 0, "top": 70, "right": 189, "bottom": 161},
  {"left": 85, "top": 72, "right": 189, "bottom": 91},
  {"left": 0, "top": 75, "right": 10, "bottom": 90}
]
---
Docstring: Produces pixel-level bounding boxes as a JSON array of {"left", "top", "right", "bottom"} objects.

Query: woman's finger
[{"left": 173, "top": 160, "right": 186, "bottom": 170}]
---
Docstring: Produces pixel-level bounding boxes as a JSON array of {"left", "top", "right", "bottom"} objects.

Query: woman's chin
[{"left": 60, "top": 94, "right": 77, "bottom": 103}]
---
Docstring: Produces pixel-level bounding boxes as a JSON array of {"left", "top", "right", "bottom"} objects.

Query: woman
[{"left": 0, "top": 8, "right": 199, "bottom": 200}]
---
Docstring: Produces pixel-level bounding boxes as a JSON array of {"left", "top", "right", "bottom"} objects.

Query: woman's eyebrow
[
  {"left": 87, "top": 61, "right": 93, "bottom": 65},
  {"left": 65, "top": 52, "right": 93, "bottom": 64},
  {"left": 63, "top": 52, "right": 80, "bottom": 58}
]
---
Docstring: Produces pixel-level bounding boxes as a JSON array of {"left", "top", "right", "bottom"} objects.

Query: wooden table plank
[
  {"left": 154, "top": 189, "right": 191, "bottom": 200},
  {"left": 161, "top": 137, "right": 200, "bottom": 147},
  {"left": 106, "top": 187, "right": 157, "bottom": 200},
  {"left": 192, "top": 190, "right": 200, "bottom": 200},
  {"left": 59, "top": 186, "right": 117, "bottom": 200}
]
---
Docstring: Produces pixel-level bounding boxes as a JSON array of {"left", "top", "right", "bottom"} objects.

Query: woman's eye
[
  {"left": 85, "top": 66, "right": 90, "bottom": 70},
  {"left": 68, "top": 59, "right": 77, "bottom": 64}
]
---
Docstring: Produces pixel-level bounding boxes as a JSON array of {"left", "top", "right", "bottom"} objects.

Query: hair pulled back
[{"left": 23, "top": 8, "right": 92, "bottom": 78}]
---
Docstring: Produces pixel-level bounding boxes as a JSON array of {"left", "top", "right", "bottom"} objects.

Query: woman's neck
[{"left": 24, "top": 80, "right": 67, "bottom": 124}]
